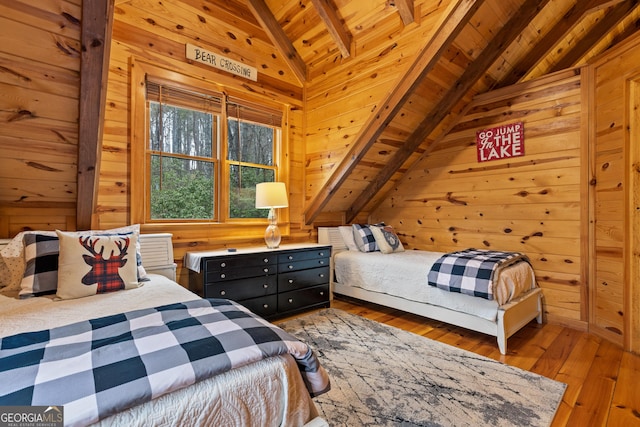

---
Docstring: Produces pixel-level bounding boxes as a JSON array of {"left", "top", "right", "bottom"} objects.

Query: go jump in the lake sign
[{"left": 476, "top": 122, "right": 524, "bottom": 162}]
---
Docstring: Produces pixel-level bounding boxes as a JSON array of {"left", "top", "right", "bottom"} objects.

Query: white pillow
[{"left": 338, "top": 226, "right": 359, "bottom": 251}]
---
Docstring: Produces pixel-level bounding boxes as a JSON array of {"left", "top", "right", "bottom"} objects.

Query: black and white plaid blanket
[
  {"left": 427, "top": 248, "right": 530, "bottom": 301},
  {"left": 0, "top": 299, "right": 330, "bottom": 426}
]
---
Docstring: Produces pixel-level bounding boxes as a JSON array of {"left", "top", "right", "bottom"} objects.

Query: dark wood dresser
[{"left": 186, "top": 244, "right": 331, "bottom": 319}]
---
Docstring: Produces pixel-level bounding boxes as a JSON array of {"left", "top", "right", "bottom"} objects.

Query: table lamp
[{"left": 255, "top": 182, "right": 288, "bottom": 248}]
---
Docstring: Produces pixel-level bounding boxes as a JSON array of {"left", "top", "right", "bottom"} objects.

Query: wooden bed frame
[{"left": 318, "top": 227, "right": 543, "bottom": 354}]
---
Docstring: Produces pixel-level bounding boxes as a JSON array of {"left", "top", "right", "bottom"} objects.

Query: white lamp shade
[{"left": 255, "top": 182, "right": 288, "bottom": 208}]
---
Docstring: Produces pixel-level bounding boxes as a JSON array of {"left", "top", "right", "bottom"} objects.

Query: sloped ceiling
[
  {"left": 252, "top": 0, "right": 639, "bottom": 225},
  {"left": 80, "top": 0, "right": 640, "bottom": 227}
]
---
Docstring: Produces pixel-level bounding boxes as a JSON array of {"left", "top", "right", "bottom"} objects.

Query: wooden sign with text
[
  {"left": 476, "top": 122, "right": 524, "bottom": 162},
  {"left": 186, "top": 43, "right": 257, "bottom": 81}
]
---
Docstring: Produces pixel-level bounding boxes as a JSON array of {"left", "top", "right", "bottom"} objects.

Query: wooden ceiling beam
[
  {"left": 605, "top": 14, "right": 640, "bottom": 47},
  {"left": 497, "top": 0, "right": 618, "bottom": 88},
  {"left": 246, "top": 0, "right": 307, "bottom": 83},
  {"left": 77, "top": 0, "right": 115, "bottom": 230},
  {"left": 390, "top": 0, "right": 415, "bottom": 25},
  {"left": 303, "top": 0, "right": 484, "bottom": 225},
  {"left": 345, "top": 0, "right": 552, "bottom": 223},
  {"left": 549, "top": 0, "right": 639, "bottom": 73},
  {"left": 584, "top": 0, "right": 631, "bottom": 12},
  {"left": 311, "top": 0, "right": 352, "bottom": 58}
]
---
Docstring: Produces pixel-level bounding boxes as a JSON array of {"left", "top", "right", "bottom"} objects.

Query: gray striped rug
[{"left": 278, "top": 308, "right": 565, "bottom": 427}]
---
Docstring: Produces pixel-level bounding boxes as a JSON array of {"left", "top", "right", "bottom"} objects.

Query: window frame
[
  {"left": 225, "top": 113, "right": 281, "bottom": 221},
  {"left": 146, "top": 98, "right": 221, "bottom": 222},
  {"left": 130, "top": 59, "right": 290, "bottom": 236}
]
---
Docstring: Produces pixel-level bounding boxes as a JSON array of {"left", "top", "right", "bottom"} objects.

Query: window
[
  {"left": 141, "top": 77, "right": 284, "bottom": 223},
  {"left": 227, "top": 99, "right": 281, "bottom": 219},
  {"left": 146, "top": 82, "right": 220, "bottom": 220}
]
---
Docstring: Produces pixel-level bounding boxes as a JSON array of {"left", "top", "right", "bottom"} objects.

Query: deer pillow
[{"left": 55, "top": 230, "right": 140, "bottom": 300}]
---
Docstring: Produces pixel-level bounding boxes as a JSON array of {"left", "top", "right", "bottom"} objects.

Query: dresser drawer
[
  {"left": 278, "top": 284, "right": 329, "bottom": 314},
  {"left": 278, "top": 257, "right": 329, "bottom": 273},
  {"left": 206, "top": 264, "right": 276, "bottom": 282},
  {"left": 240, "top": 294, "right": 278, "bottom": 318},
  {"left": 205, "top": 275, "right": 277, "bottom": 300},
  {"left": 278, "top": 248, "right": 330, "bottom": 263},
  {"left": 278, "top": 266, "right": 330, "bottom": 292},
  {"left": 205, "top": 253, "right": 276, "bottom": 272}
]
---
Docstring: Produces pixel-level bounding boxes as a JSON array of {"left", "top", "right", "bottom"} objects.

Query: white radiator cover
[{"left": 139, "top": 233, "right": 177, "bottom": 281}]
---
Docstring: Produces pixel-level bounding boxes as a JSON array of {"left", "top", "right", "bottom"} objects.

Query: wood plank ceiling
[
  {"left": 79, "top": 0, "right": 640, "bottom": 228},
  {"left": 285, "top": 0, "right": 640, "bottom": 224}
]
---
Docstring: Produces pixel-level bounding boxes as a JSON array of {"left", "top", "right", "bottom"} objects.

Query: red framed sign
[{"left": 476, "top": 122, "right": 524, "bottom": 162}]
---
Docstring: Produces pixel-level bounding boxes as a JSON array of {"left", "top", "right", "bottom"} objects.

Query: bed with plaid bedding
[
  {"left": 0, "top": 298, "right": 330, "bottom": 426},
  {"left": 427, "top": 248, "right": 531, "bottom": 301}
]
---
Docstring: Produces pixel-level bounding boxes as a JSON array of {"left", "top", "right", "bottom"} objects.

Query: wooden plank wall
[
  {"left": 589, "top": 34, "right": 640, "bottom": 350},
  {"left": 0, "top": 1, "right": 81, "bottom": 236},
  {"left": 370, "top": 69, "right": 587, "bottom": 330},
  {"left": 99, "top": 1, "right": 309, "bottom": 285}
]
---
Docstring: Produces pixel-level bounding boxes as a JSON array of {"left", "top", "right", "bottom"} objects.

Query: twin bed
[
  {"left": 0, "top": 231, "right": 329, "bottom": 427},
  {"left": 318, "top": 226, "right": 543, "bottom": 354}
]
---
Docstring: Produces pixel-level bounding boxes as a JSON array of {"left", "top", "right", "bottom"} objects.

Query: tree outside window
[
  {"left": 227, "top": 117, "right": 277, "bottom": 219},
  {"left": 149, "top": 102, "right": 216, "bottom": 220}
]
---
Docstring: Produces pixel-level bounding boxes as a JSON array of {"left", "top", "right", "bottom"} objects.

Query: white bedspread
[
  {"left": 0, "top": 274, "right": 199, "bottom": 334},
  {"left": 0, "top": 275, "right": 318, "bottom": 426},
  {"left": 334, "top": 250, "right": 536, "bottom": 321}
]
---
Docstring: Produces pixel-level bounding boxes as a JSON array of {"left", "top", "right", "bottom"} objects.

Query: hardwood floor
[{"left": 324, "top": 297, "right": 640, "bottom": 427}]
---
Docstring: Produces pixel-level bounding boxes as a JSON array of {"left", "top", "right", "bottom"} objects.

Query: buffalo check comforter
[
  {"left": 0, "top": 298, "right": 330, "bottom": 426},
  {"left": 427, "top": 248, "right": 531, "bottom": 301}
]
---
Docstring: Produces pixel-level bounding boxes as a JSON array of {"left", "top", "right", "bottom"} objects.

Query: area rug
[{"left": 277, "top": 308, "right": 566, "bottom": 427}]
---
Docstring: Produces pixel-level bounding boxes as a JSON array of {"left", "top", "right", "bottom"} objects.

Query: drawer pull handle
[
  {"left": 288, "top": 255, "right": 293, "bottom": 260},
  {"left": 288, "top": 279, "right": 294, "bottom": 284},
  {"left": 319, "top": 274, "right": 325, "bottom": 278},
  {"left": 263, "top": 304, "right": 269, "bottom": 308},
  {"left": 263, "top": 268, "right": 269, "bottom": 273},
  {"left": 288, "top": 265, "right": 294, "bottom": 269},
  {"left": 319, "top": 252, "right": 324, "bottom": 256},
  {"left": 263, "top": 258, "right": 269, "bottom": 263},
  {"left": 220, "top": 290, "right": 226, "bottom": 296},
  {"left": 320, "top": 291, "right": 324, "bottom": 296},
  {"left": 220, "top": 273, "right": 226, "bottom": 279},
  {"left": 288, "top": 298, "right": 293, "bottom": 304},
  {"left": 319, "top": 260, "right": 325, "bottom": 265},
  {"left": 263, "top": 284, "right": 269, "bottom": 289},
  {"left": 220, "top": 262, "right": 226, "bottom": 268}
]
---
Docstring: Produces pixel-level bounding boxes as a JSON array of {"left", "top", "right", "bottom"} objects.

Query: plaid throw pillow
[
  {"left": 352, "top": 224, "right": 381, "bottom": 253},
  {"left": 19, "top": 233, "right": 59, "bottom": 298}
]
